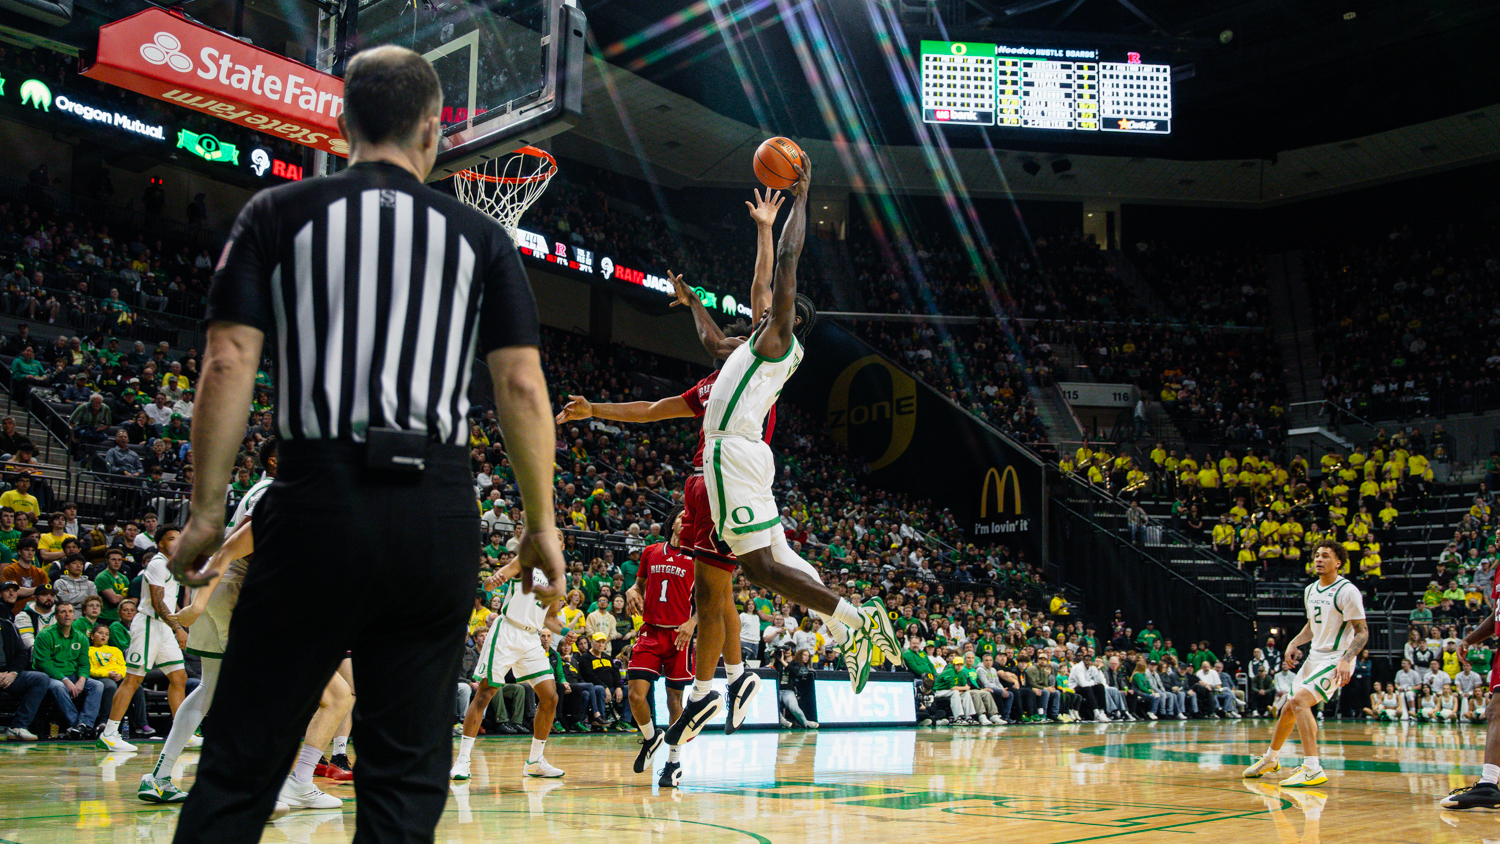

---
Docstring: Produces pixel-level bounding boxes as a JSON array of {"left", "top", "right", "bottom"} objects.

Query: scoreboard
[{"left": 920, "top": 41, "right": 1171, "bottom": 135}]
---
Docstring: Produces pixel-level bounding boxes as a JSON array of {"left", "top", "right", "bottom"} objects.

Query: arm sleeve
[
  {"left": 477, "top": 231, "right": 541, "bottom": 354},
  {"left": 205, "top": 190, "right": 278, "bottom": 333}
]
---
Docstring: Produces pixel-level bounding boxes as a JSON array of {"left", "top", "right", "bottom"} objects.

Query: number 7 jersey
[
  {"left": 638, "top": 542, "right": 694, "bottom": 628},
  {"left": 1303, "top": 576, "right": 1366, "bottom": 653}
]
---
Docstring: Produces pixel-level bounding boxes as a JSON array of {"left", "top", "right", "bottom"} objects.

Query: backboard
[{"left": 350, "top": 0, "right": 585, "bottom": 181}]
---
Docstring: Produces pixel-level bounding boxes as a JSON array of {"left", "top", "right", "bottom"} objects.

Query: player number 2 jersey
[
  {"left": 703, "top": 330, "right": 802, "bottom": 440},
  {"left": 637, "top": 542, "right": 693, "bottom": 628},
  {"left": 1303, "top": 576, "right": 1365, "bottom": 653}
]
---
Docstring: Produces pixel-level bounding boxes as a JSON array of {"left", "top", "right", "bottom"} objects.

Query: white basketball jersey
[
  {"left": 222, "top": 476, "right": 273, "bottom": 583},
  {"left": 1303, "top": 576, "right": 1365, "bottom": 653},
  {"left": 703, "top": 329, "right": 802, "bottom": 440},
  {"left": 141, "top": 552, "right": 183, "bottom": 620},
  {"left": 502, "top": 569, "right": 552, "bottom": 630}
]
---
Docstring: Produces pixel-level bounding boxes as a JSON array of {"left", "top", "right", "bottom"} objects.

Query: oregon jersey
[
  {"left": 222, "top": 475, "right": 273, "bottom": 584},
  {"left": 703, "top": 329, "right": 802, "bottom": 440},
  {"left": 1303, "top": 576, "right": 1365, "bottom": 653},
  {"left": 502, "top": 569, "right": 552, "bottom": 630}
]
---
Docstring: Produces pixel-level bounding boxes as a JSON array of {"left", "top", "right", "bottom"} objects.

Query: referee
[{"left": 169, "top": 46, "right": 565, "bottom": 844}]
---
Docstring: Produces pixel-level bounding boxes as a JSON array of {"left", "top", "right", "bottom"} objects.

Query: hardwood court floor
[{"left": 0, "top": 719, "right": 1489, "bottom": 843}]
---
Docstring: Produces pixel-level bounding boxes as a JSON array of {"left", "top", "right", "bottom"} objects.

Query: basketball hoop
[{"left": 453, "top": 146, "right": 558, "bottom": 245}]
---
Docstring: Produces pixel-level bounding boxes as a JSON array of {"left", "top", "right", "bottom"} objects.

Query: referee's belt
[{"left": 504, "top": 617, "right": 541, "bottom": 635}]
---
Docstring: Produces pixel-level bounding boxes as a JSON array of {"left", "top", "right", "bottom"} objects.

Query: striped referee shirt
[{"left": 206, "top": 161, "right": 539, "bottom": 446}]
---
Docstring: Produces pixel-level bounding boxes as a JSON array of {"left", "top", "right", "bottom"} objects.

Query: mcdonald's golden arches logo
[
  {"left": 980, "top": 466, "right": 1023, "bottom": 517},
  {"left": 826, "top": 354, "right": 916, "bottom": 470}
]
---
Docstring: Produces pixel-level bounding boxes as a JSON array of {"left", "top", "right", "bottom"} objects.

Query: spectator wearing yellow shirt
[
  {"left": 88, "top": 623, "right": 127, "bottom": 728},
  {"left": 1360, "top": 548, "right": 1382, "bottom": 579},
  {"left": 1235, "top": 469, "right": 1255, "bottom": 493},
  {"left": 1408, "top": 453, "right": 1431, "bottom": 481},
  {"left": 560, "top": 591, "right": 586, "bottom": 631},
  {"left": 1197, "top": 465, "right": 1220, "bottom": 494},
  {"left": 1269, "top": 495, "right": 1291, "bottom": 517},
  {"left": 1378, "top": 502, "right": 1399, "bottom": 530},
  {"left": 1337, "top": 465, "right": 1358, "bottom": 484},
  {"left": 1319, "top": 451, "right": 1342, "bottom": 475},
  {"left": 1260, "top": 516, "right": 1281, "bottom": 543},
  {"left": 1239, "top": 524, "right": 1261, "bottom": 549},
  {"left": 1280, "top": 518, "right": 1304, "bottom": 544},
  {"left": 1179, "top": 455, "right": 1199, "bottom": 475},
  {"left": 1228, "top": 498, "right": 1249, "bottom": 522},
  {"left": 1149, "top": 443, "right": 1167, "bottom": 469},
  {"left": 1284, "top": 543, "right": 1302, "bottom": 569},
  {"left": 1348, "top": 447, "right": 1367, "bottom": 469},
  {"left": 1218, "top": 450, "right": 1239, "bottom": 478},
  {"left": 1328, "top": 503, "right": 1349, "bottom": 533},
  {"left": 1075, "top": 443, "right": 1094, "bottom": 468},
  {"left": 1059, "top": 456, "right": 1075, "bottom": 475},
  {"left": 1087, "top": 463, "right": 1106, "bottom": 485},
  {"left": 1362, "top": 459, "right": 1379, "bottom": 482},
  {"left": 1259, "top": 543, "right": 1283, "bottom": 564},
  {"left": 1242, "top": 453, "right": 1261, "bottom": 473},
  {"left": 1341, "top": 539, "right": 1361, "bottom": 571},
  {"left": 1379, "top": 477, "right": 1398, "bottom": 499},
  {"left": 468, "top": 592, "right": 494, "bottom": 634},
  {"left": 0, "top": 474, "right": 40, "bottom": 517},
  {"left": 1211, "top": 516, "right": 1235, "bottom": 555},
  {"left": 1125, "top": 467, "right": 1148, "bottom": 493},
  {"left": 1236, "top": 544, "right": 1257, "bottom": 571},
  {"left": 1163, "top": 451, "right": 1180, "bottom": 476},
  {"left": 1290, "top": 455, "right": 1309, "bottom": 478},
  {"left": 1331, "top": 481, "right": 1351, "bottom": 501}
]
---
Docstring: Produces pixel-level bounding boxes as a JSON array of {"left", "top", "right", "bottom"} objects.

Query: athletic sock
[
  {"left": 329, "top": 736, "right": 348, "bottom": 756},
  {"left": 831, "top": 599, "right": 864, "bottom": 630},
  {"left": 1302, "top": 755, "right": 1319, "bottom": 771},
  {"left": 689, "top": 678, "right": 713, "bottom": 702},
  {"left": 639, "top": 722, "right": 655, "bottom": 741},
  {"left": 1482, "top": 763, "right": 1500, "bottom": 785},
  {"left": 103, "top": 719, "right": 121, "bottom": 738},
  {"left": 529, "top": 738, "right": 546, "bottom": 764},
  {"left": 669, "top": 746, "right": 681, "bottom": 762},
  {"left": 458, "top": 735, "right": 476, "bottom": 761},
  {"left": 291, "top": 744, "right": 322, "bottom": 784},
  {"left": 818, "top": 614, "right": 850, "bottom": 646},
  {"left": 1264, "top": 747, "right": 1280, "bottom": 761},
  {"left": 725, "top": 663, "right": 744, "bottom": 683}
]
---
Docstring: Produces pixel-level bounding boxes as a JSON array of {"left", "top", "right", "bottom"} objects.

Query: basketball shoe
[
  {"left": 1279, "top": 765, "right": 1328, "bottom": 787},
  {"left": 724, "top": 671, "right": 761, "bottom": 735},
  {"left": 1242, "top": 754, "right": 1282, "bottom": 779},
  {"left": 1441, "top": 781, "right": 1500, "bottom": 810},
  {"left": 634, "top": 731, "right": 665, "bottom": 774},
  {"left": 665, "top": 691, "right": 723, "bottom": 746}
]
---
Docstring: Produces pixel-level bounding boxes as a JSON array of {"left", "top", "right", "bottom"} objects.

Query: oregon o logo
[
  {"left": 951, "top": 43, "right": 967, "bottom": 55},
  {"left": 140, "top": 32, "right": 194, "bottom": 73},
  {"left": 827, "top": 355, "right": 916, "bottom": 471},
  {"left": 731, "top": 506, "right": 754, "bottom": 525},
  {"left": 980, "top": 466, "right": 1023, "bottom": 517},
  {"left": 127, "top": 652, "right": 142, "bottom": 665}
]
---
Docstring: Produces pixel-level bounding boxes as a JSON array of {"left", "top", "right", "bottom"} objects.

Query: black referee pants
[{"left": 174, "top": 442, "right": 479, "bottom": 844}]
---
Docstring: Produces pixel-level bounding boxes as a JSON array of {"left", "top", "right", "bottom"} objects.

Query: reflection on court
[{"left": 0, "top": 721, "right": 1491, "bottom": 843}]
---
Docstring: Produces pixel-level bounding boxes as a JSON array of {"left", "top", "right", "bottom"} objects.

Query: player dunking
[
  {"left": 623, "top": 505, "right": 696, "bottom": 787},
  {"left": 452, "top": 529, "right": 566, "bottom": 781},
  {"left": 666, "top": 158, "right": 899, "bottom": 748},
  {"left": 1243, "top": 541, "right": 1367, "bottom": 788},
  {"left": 1437, "top": 566, "right": 1500, "bottom": 808},
  {"left": 557, "top": 190, "right": 789, "bottom": 739}
]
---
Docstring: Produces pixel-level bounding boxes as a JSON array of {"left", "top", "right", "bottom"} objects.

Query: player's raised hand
[
  {"left": 516, "top": 525, "right": 565, "bottom": 601},
  {"left": 667, "top": 271, "right": 696, "bottom": 309},
  {"left": 789, "top": 155, "right": 812, "bottom": 196},
  {"left": 555, "top": 395, "right": 593, "bottom": 424},
  {"left": 745, "top": 188, "right": 785, "bottom": 227}
]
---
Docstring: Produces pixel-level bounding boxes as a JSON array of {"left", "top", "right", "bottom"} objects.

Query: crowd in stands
[
  {"left": 1309, "top": 220, "right": 1500, "bottom": 422},
  {"left": 1129, "top": 243, "right": 1271, "bottom": 327}
]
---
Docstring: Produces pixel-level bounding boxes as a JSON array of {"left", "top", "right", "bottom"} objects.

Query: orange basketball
[{"left": 753, "top": 136, "right": 805, "bottom": 190}]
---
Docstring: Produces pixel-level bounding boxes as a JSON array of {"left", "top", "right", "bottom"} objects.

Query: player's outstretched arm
[
  {"left": 175, "top": 518, "right": 254, "bottom": 627},
  {"left": 669, "top": 271, "right": 744, "bottom": 361},
  {"left": 488, "top": 346, "right": 564, "bottom": 597},
  {"left": 754, "top": 161, "right": 809, "bottom": 361},
  {"left": 1463, "top": 615, "right": 1497, "bottom": 648},
  {"left": 556, "top": 394, "right": 694, "bottom": 425},
  {"left": 745, "top": 188, "right": 784, "bottom": 319}
]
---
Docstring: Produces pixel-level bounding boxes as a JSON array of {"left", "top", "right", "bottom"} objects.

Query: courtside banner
[
  {"left": 80, "top": 8, "right": 348, "bottom": 156},
  {"left": 782, "top": 322, "right": 1045, "bottom": 558}
]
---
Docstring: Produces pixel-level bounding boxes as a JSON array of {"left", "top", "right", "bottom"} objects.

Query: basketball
[{"left": 753, "top": 136, "right": 806, "bottom": 190}]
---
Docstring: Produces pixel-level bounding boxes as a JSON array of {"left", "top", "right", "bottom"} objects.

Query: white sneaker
[
  {"left": 936, "top": 718, "right": 950, "bottom": 726},
  {"left": 278, "top": 777, "right": 343, "bottom": 809},
  {"left": 780, "top": 718, "right": 793, "bottom": 728},
  {"left": 1097, "top": 713, "right": 1110, "bottom": 722},
  {"left": 6, "top": 726, "right": 38, "bottom": 741},
  {"left": 451, "top": 757, "right": 471, "bottom": 781},
  {"left": 185, "top": 735, "right": 203, "bottom": 748},
  {"left": 979, "top": 715, "right": 992, "bottom": 725},
  {"left": 1176, "top": 713, "right": 1187, "bottom": 720},
  {"left": 805, "top": 721, "right": 818, "bottom": 729},
  {"left": 524, "top": 758, "right": 565, "bottom": 778},
  {"left": 1147, "top": 712, "right": 1158, "bottom": 720},
  {"left": 96, "top": 732, "right": 137, "bottom": 753}
]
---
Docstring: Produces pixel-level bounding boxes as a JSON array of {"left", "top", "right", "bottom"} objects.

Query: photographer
[{"left": 771, "top": 646, "right": 817, "bottom": 729}]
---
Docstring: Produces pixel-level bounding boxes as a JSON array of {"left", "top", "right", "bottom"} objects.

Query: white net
[{"left": 452, "top": 146, "right": 557, "bottom": 245}]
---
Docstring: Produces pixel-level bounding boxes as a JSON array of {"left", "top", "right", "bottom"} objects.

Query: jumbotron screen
[{"left": 919, "top": 40, "right": 1172, "bottom": 134}]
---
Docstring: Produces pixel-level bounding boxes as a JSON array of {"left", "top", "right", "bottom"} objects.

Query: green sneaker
[
  {"left": 842, "top": 627, "right": 873, "bottom": 694},
  {"left": 137, "top": 774, "right": 189, "bottom": 803},
  {"left": 861, "top": 598, "right": 901, "bottom": 657}
]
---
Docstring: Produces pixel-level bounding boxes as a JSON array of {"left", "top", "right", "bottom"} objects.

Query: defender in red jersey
[
  {"left": 621, "top": 507, "right": 697, "bottom": 777},
  {"left": 1441, "top": 576, "right": 1500, "bottom": 808}
]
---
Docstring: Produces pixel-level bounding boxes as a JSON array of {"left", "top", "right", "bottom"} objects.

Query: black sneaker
[
  {"left": 1441, "top": 781, "right": 1500, "bottom": 810},
  {"left": 633, "top": 732, "right": 665, "bottom": 774},
  {"left": 664, "top": 691, "right": 723, "bottom": 747},
  {"left": 724, "top": 672, "right": 761, "bottom": 736},
  {"left": 329, "top": 754, "right": 353, "bottom": 774},
  {"left": 658, "top": 760, "right": 682, "bottom": 788}
]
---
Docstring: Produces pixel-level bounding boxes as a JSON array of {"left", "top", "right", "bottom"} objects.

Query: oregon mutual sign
[{"left": 783, "top": 322, "right": 1044, "bottom": 558}]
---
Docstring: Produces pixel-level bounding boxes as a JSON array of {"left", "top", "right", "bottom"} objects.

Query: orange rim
[{"left": 456, "top": 146, "right": 557, "bottom": 184}]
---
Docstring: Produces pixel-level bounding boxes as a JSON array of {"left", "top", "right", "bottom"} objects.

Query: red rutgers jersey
[
  {"left": 681, "top": 370, "right": 775, "bottom": 469},
  {"left": 637, "top": 542, "right": 695, "bottom": 628}
]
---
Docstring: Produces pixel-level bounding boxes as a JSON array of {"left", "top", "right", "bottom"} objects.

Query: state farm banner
[
  {"left": 81, "top": 8, "right": 348, "bottom": 156},
  {"left": 781, "top": 322, "right": 1046, "bottom": 560}
]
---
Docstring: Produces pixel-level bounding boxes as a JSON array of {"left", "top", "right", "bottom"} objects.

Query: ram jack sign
[{"left": 81, "top": 8, "right": 348, "bottom": 156}]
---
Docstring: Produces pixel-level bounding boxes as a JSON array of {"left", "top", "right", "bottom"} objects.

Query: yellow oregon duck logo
[
  {"left": 827, "top": 355, "right": 915, "bottom": 470},
  {"left": 980, "top": 466, "right": 1022, "bottom": 516}
]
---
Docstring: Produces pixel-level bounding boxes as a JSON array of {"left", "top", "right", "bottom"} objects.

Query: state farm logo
[{"left": 140, "top": 32, "right": 193, "bottom": 73}]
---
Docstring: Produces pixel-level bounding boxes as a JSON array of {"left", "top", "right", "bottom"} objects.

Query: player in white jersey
[
  {"left": 97, "top": 526, "right": 190, "bottom": 752},
  {"left": 1244, "top": 541, "right": 1367, "bottom": 787},
  {"left": 452, "top": 527, "right": 567, "bottom": 781},
  {"left": 666, "top": 158, "right": 896, "bottom": 748}
]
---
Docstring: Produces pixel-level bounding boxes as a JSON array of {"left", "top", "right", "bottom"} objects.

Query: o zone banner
[
  {"left": 81, "top": 7, "right": 348, "bottom": 156},
  {"left": 781, "top": 321, "right": 1046, "bottom": 559}
]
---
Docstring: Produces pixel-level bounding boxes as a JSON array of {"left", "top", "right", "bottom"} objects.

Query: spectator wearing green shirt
[
  {"left": 108, "top": 599, "right": 137, "bottom": 652},
  {"left": 1136, "top": 622, "right": 1163, "bottom": 650},
  {"left": 934, "top": 656, "right": 978, "bottom": 724},
  {"left": 1467, "top": 643, "right": 1494, "bottom": 675},
  {"left": 901, "top": 636, "right": 937, "bottom": 684},
  {"left": 960, "top": 653, "right": 1001, "bottom": 723},
  {"left": 8, "top": 347, "right": 48, "bottom": 400},
  {"left": 31, "top": 601, "right": 102, "bottom": 737},
  {"left": 1409, "top": 601, "right": 1434, "bottom": 626}
]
